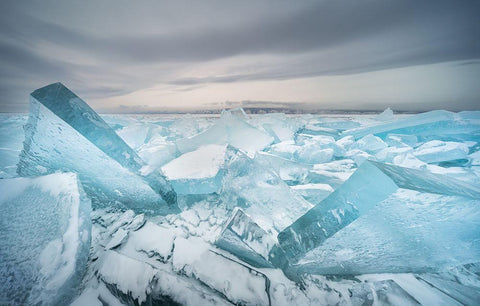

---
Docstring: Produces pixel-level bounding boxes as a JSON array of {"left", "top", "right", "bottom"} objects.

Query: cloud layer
[{"left": 1, "top": 0, "right": 479, "bottom": 112}]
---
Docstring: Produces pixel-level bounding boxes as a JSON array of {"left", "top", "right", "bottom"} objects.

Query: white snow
[
  {"left": 292, "top": 183, "right": 334, "bottom": 192},
  {"left": 105, "top": 228, "right": 129, "bottom": 250},
  {"left": 126, "top": 222, "right": 179, "bottom": 261},
  {"left": 172, "top": 236, "right": 270, "bottom": 305},
  {"left": 162, "top": 144, "right": 227, "bottom": 179},
  {"left": 98, "top": 250, "right": 157, "bottom": 304}
]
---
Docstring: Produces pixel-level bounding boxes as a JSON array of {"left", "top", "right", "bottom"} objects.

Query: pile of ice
[{"left": 1, "top": 82, "right": 479, "bottom": 305}]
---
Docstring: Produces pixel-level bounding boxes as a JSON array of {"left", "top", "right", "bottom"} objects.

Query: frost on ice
[
  {"left": 2, "top": 83, "right": 480, "bottom": 305},
  {"left": 0, "top": 173, "right": 91, "bottom": 305}
]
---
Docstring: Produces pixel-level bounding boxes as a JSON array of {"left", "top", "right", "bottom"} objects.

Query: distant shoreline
[{"left": 0, "top": 109, "right": 421, "bottom": 115}]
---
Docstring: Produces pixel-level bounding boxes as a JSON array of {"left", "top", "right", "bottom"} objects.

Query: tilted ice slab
[
  {"left": 343, "top": 110, "right": 456, "bottom": 139},
  {"left": 344, "top": 110, "right": 480, "bottom": 144},
  {"left": 254, "top": 152, "right": 311, "bottom": 185},
  {"left": 277, "top": 161, "right": 398, "bottom": 263},
  {"left": 116, "top": 122, "right": 159, "bottom": 150},
  {"left": 371, "top": 160, "right": 480, "bottom": 198},
  {"left": 350, "top": 134, "right": 387, "bottom": 154},
  {"left": 215, "top": 208, "right": 277, "bottom": 268},
  {"left": 221, "top": 147, "right": 313, "bottom": 235},
  {"left": 277, "top": 160, "right": 480, "bottom": 262},
  {"left": 294, "top": 189, "right": 480, "bottom": 275},
  {"left": 161, "top": 144, "right": 227, "bottom": 194},
  {"left": 291, "top": 183, "right": 334, "bottom": 205},
  {"left": 413, "top": 140, "right": 469, "bottom": 163},
  {"left": 247, "top": 112, "right": 301, "bottom": 142},
  {"left": 17, "top": 83, "right": 176, "bottom": 213},
  {"left": 0, "top": 173, "right": 91, "bottom": 305},
  {"left": 215, "top": 148, "right": 313, "bottom": 269},
  {"left": 176, "top": 109, "right": 274, "bottom": 156},
  {"left": 385, "top": 133, "right": 418, "bottom": 147}
]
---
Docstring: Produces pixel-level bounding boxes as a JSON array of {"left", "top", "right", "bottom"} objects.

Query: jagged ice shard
[
  {"left": 276, "top": 161, "right": 398, "bottom": 263},
  {"left": 0, "top": 173, "right": 91, "bottom": 305},
  {"left": 3, "top": 97, "right": 480, "bottom": 305},
  {"left": 213, "top": 147, "right": 313, "bottom": 269},
  {"left": 343, "top": 110, "right": 480, "bottom": 142},
  {"left": 17, "top": 83, "right": 177, "bottom": 213},
  {"left": 220, "top": 146, "right": 313, "bottom": 235},
  {"left": 215, "top": 208, "right": 277, "bottom": 268},
  {"left": 176, "top": 108, "right": 274, "bottom": 156},
  {"left": 277, "top": 160, "right": 480, "bottom": 263},
  {"left": 294, "top": 189, "right": 480, "bottom": 275}
]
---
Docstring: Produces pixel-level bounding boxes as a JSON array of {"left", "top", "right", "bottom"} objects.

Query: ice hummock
[
  {"left": 413, "top": 140, "right": 470, "bottom": 163},
  {"left": 344, "top": 109, "right": 480, "bottom": 142},
  {"left": 176, "top": 108, "right": 274, "bottom": 156},
  {"left": 277, "top": 160, "right": 480, "bottom": 262},
  {"left": 17, "top": 83, "right": 177, "bottom": 213},
  {"left": 0, "top": 173, "right": 91, "bottom": 305},
  {"left": 375, "top": 107, "right": 395, "bottom": 121},
  {"left": 277, "top": 161, "right": 398, "bottom": 262},
  {"left": 343, "top": 110, "right": 456, "bottom": 139},
  {"left": 2, "top": 105, "right": 480, "bottom": 305},
  {"left": 221, "top": 146, "right": 313, "bottom": 235},
  {"left": 350, "top": 134, "right": 388, "bottom": 154},
  {"left": 294, "top": 189, "right": 480, "bottom": 275}
]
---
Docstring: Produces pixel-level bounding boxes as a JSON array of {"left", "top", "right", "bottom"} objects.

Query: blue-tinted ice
[
  {"left": 294, "top": 189, "right": 480, "bottom": 275},
  {"left": 215, "top": 208, "right": 276, "bottom": 268},
  {"left": 17, "top": 83, "right": 176, "bottom": 213},
  {"left": 220, "top": 146, "right": 312, "bottom": 235},
  {"left": 2, "top": 98, "right": 480, "bottom": 305},
  {"left": 277, "top": 160, "right": 480, "bottom": 264},
  {"left": 0, "top": 173, "right": 91, "bottom": 305},
  {"left": 277, "top": 161, "right": 398, "bottom": 262},
  {"left": 344, "top": 110, "right": 480, "bottom": 142},
  {"left": 176, "top": 109, "right": 274, "bottom": 156}
]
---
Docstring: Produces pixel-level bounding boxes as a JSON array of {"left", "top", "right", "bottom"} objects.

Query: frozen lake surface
[{"left": 1, "top": 89, "right": 480, "bottom": 305}]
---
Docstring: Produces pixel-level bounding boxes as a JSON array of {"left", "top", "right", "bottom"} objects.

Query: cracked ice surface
[
  {"left": 2, "top": 86, "right": 480, "bottom": 305},
  {"left": 0, "top": 173, "right": 91, "bottom": 305}
]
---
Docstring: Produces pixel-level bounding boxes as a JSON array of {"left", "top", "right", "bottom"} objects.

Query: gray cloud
[{"left": 0, "top": 0, "right": 479, "bottom": 111}]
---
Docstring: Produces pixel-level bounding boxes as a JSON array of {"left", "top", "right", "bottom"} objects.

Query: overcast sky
[{"left": 1, "top": 0, "right": 479, "bottom": 112}]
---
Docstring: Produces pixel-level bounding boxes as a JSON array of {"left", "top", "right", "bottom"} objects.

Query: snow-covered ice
[
  {"left": 1, "top": 83, "right": 480, "bottom": 305},
  {"left": 161, "top": 144, "right": 227, "bottom": 194},
  {"left": 0, "top": 173, "right": 91, "bottom": 305}
]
